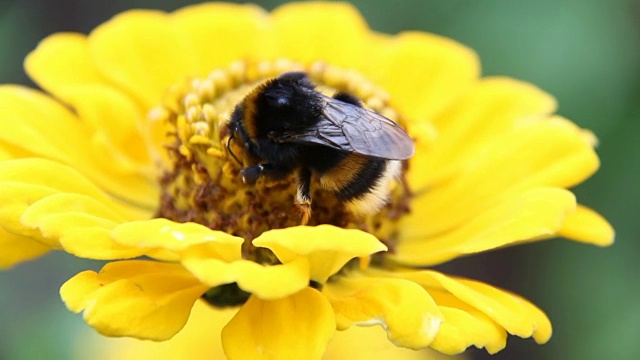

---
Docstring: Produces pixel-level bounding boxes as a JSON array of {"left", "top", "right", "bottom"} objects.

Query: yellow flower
[{"left": 0, "top": 2, "right": 614, "bottom": 359}]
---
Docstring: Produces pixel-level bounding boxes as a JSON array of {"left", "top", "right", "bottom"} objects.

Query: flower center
[{"left": 153, "top": 60, "right": 412, "bottom": 264}]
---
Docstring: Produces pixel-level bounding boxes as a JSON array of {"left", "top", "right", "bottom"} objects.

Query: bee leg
[
  {"left": 295, "top": 168, "right": 312, "bottom": 225},
  {"left": 240, "top": 165, "right": 264, "bottom": 184},
  {"left": 240, "top": 163, "right": 291, "bottom": 185}
]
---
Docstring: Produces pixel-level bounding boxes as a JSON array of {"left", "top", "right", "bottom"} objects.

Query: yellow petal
[
  {"left": 25, "top": 33, "right": 106, "bottom": 96},
  {"left": 26, "top": 34, "right": 151, "bottom": 164},
  {"left": 0, "top": 227, "right": 50, "bottom": 269},
  {"left": 221, "top": 288, "right": 335, "bottom": 360},
  {"left": 56, "top": 85, "right": 152, "bottom": 166},
  {"left": 87, "top": 300, "right": 456, "bottom": 360},
  {"left": 429, "top": 306, "right": 507, "bottom": 355},
  {"left": 406, "top": 118, "right": 599, "bottom": 237},
  {"left": 411, "top": 77, "right": 557, "bottom": 190},
  {"left": 60, "top": 260, "right": 208, "bottom": 341},
  {"left": 326, "top": 325, "right": 461, "bottom": 360},
  {"left": 85, "top": 300, "right": 233, "bottom": 360},
  {"left": 0, "top": 158, "right": 150, "bottom": 249},
  {"left": 27, "top": 34, "right": 149, "bottom": 161},
  {"left": 0, "top": 158, "right": 107, "bottom": 199},
  {"left": 111, "top": 218, "right": 243, "bottom": 256},
  {"left": 324, "top": 275, "right": 443, "bottom": 349},
  {"left": 364, "top": 32, "right": 480, "bottom": 123},
  {"left": 395, "top": 271, "right": 552, "bottom": 346},
  {"left": 0, "top": 87, "right": 158, "bottom": 209},
  {"left": 0, "top": 146, "right": 13, "bottom": 161},
  {"left": 21, "top": 193, "right": 126, "bottom": 224},
  {"left": 550, "top": 116, "right": 599, "bottom": 147},
  {"left": 88, "top": 10, "right": 200, "bottom": 108},
  {"left": 253, "top": 225, "right": 386, "bottom": 283},
  {"left": 0, "top": 182, "right": 59, "bottom": 241},
  {"left": 171, "top": 3, "right": 269, "bottom": 72},
  {"left": 455, "top": 278, "right": 552, "bottom": 344},
  {"left": 0, "top": 184, "right": 145, "bottom": 258},
  {"left": 558, "top": 204, "right": 615, "bottom": 246},
  {"left": 21, "top": 196, "right": 145, "bottom": 259},
  {"left": 182, "top": 243, "right": 310, "bottom": 300},
  {"left": 0, "top": 158, "right": 148, "bottom": 218},
  {"left": 62, "top": 226, "right": 148, "bottom": 260},
  {"left": 269, "top": 2, "right": 370, "bottom": 67},
  {"left": 395, "top": 187, "right": 576, "bottom": 266},
  {"left": 19, "top": 192, "right": 126, "bottom": 254},
  {"left": 0, "top": 86, "right": 93, "bottom": 164},
  {"left": 62, "top": 270, "right": 104, "bottom": 313}
]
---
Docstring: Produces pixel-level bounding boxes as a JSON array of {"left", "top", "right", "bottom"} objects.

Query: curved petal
[
  {"left": 410, "top": 77, "right": 557, "bottom": 190},
  {"left": 88, "top": 10, "right": 200, "bottom": 108},
  {"left": 363, "top": 32, "right": 480, "bottom": 124},
  {"left": 171, "top": 3, "right": 269, "bottom": 72},
  {"left": 26, "top": 33, "right": 162, "bottom": 167},
  {"left": 269, "top": 2, "right": 371, "bottom": 67},
  {"left": 429, "top": 306, "right": 506, "bottom": 355},
  {"left": 22, "top": 193, "right": 127, "bottom": 224},
  {"left": 20, "top": 193, "right": 146, "bottom": 259},
  {"left": 0, "top": 159, "right": 150, "bottom": 258},
  {"left": 391, "top": 270, "right": 552, "bottom": 346},
  {"left": 0, "top": 227, "right": 50, "bottom": 269},
  {"left": 558, "top": 204, "right": 614, "bottom": 246},
  {"left": 61, "top": 260, "right": 208, "bottom": 341},
  {"left": 406, "top": 117, "right": 599, "bottom": 237},
  {"left": 0, "top": 159, "right": 145, "bottom": 215},
  {"left": 0, "top": 86, "right": 94, "bottom": 164},
  {"left": 182, "top": 242, "right": 310, "bottom": 300},
  {"left": 0, "top": 147, "right": 13, "bottom": 161},
  {"left": 111, "top": 218, "right": 243, "bottom": 256},
  {"left": 326, "top": 325, "right": 460, "bottom": 360},
  {"left": 324, "top": 275, "right": 443, "bottom": 349},
  {"left": 0, "top": 87, "right": 159, "bottom": 209},
  {"left": 0, "top": 182, "right": 61, "bottom": 241},
  {"left": 0, "top": 159, "right": 148, "bottom": 241},
  {"left": 221, "top": 288, "right": 335, "bottom": 360},
  {"left": 56, "top": 85, "right": 152, "bottom": 165},
  {"left": 252, "top": 225, "right": 386, "bottom": 283},
  {"left": 87, "top": 300, "right": 233, "bottom": 360},
  {"left": 395, "top": 187, "right": 576, "bottom": 266},
  {"left": 88, "top": 300, "right": 454, "bottom": 360},
  {"left": 25, "top": 32, "right": 107, "bottom": 96}
]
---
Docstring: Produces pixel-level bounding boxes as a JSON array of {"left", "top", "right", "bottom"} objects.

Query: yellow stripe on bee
[{"left": 319, "top": 155, "right": 368, "bottom": 192}]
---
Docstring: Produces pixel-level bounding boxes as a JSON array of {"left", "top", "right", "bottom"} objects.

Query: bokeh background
[{"left": 1, "top": 0, "right": 638, "bottom": 359}]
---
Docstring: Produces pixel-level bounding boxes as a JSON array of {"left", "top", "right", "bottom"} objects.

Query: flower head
[{"left": 0, "top": 2, "right": 613, "bottom": 359}]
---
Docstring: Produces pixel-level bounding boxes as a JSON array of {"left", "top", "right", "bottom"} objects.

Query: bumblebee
[{"left": 227, "top": 72, "right": 414, "bottom": 223}]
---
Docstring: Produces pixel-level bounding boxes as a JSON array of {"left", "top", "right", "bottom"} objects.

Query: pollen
[{"left": 155, "top": 60, "right": 412, "bottom": 263}]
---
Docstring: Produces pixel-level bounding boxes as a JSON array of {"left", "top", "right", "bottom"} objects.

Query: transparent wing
[{"left": 273, "top": 95, "right": 414, "bottom": 160}]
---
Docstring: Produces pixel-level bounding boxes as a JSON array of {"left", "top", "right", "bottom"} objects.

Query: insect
[{"left": 227, "top": 72, "right": 414, "bottom": 224}]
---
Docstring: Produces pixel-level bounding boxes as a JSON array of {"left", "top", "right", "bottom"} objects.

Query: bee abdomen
[{"left": 319, "top": 156, "right": 401, "bottom": 215}]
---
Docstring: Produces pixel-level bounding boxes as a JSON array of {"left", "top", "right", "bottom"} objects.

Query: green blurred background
[{"left": 0, "top": 0, "right": 638, "bottom": 359}]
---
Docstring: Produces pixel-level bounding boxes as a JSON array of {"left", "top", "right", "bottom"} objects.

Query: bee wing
[
  {"left": 273, "top": 95, "right": 414, "bottom": 160},
  {"left": 321, "top": 99, "right": 414, "bottom": 160}
]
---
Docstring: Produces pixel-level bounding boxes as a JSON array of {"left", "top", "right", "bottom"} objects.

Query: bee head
[{"left": 253, "top": 73, "right": 322, "bottom": 135}]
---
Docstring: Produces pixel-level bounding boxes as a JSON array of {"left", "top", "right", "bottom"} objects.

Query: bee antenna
[{"left": 226, "top": 133, "right": 243, "bottom": 166}]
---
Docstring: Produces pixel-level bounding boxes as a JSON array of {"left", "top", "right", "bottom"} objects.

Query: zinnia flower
[{"left": 0, "top": 2, "right": 613, "bottom": 359}]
